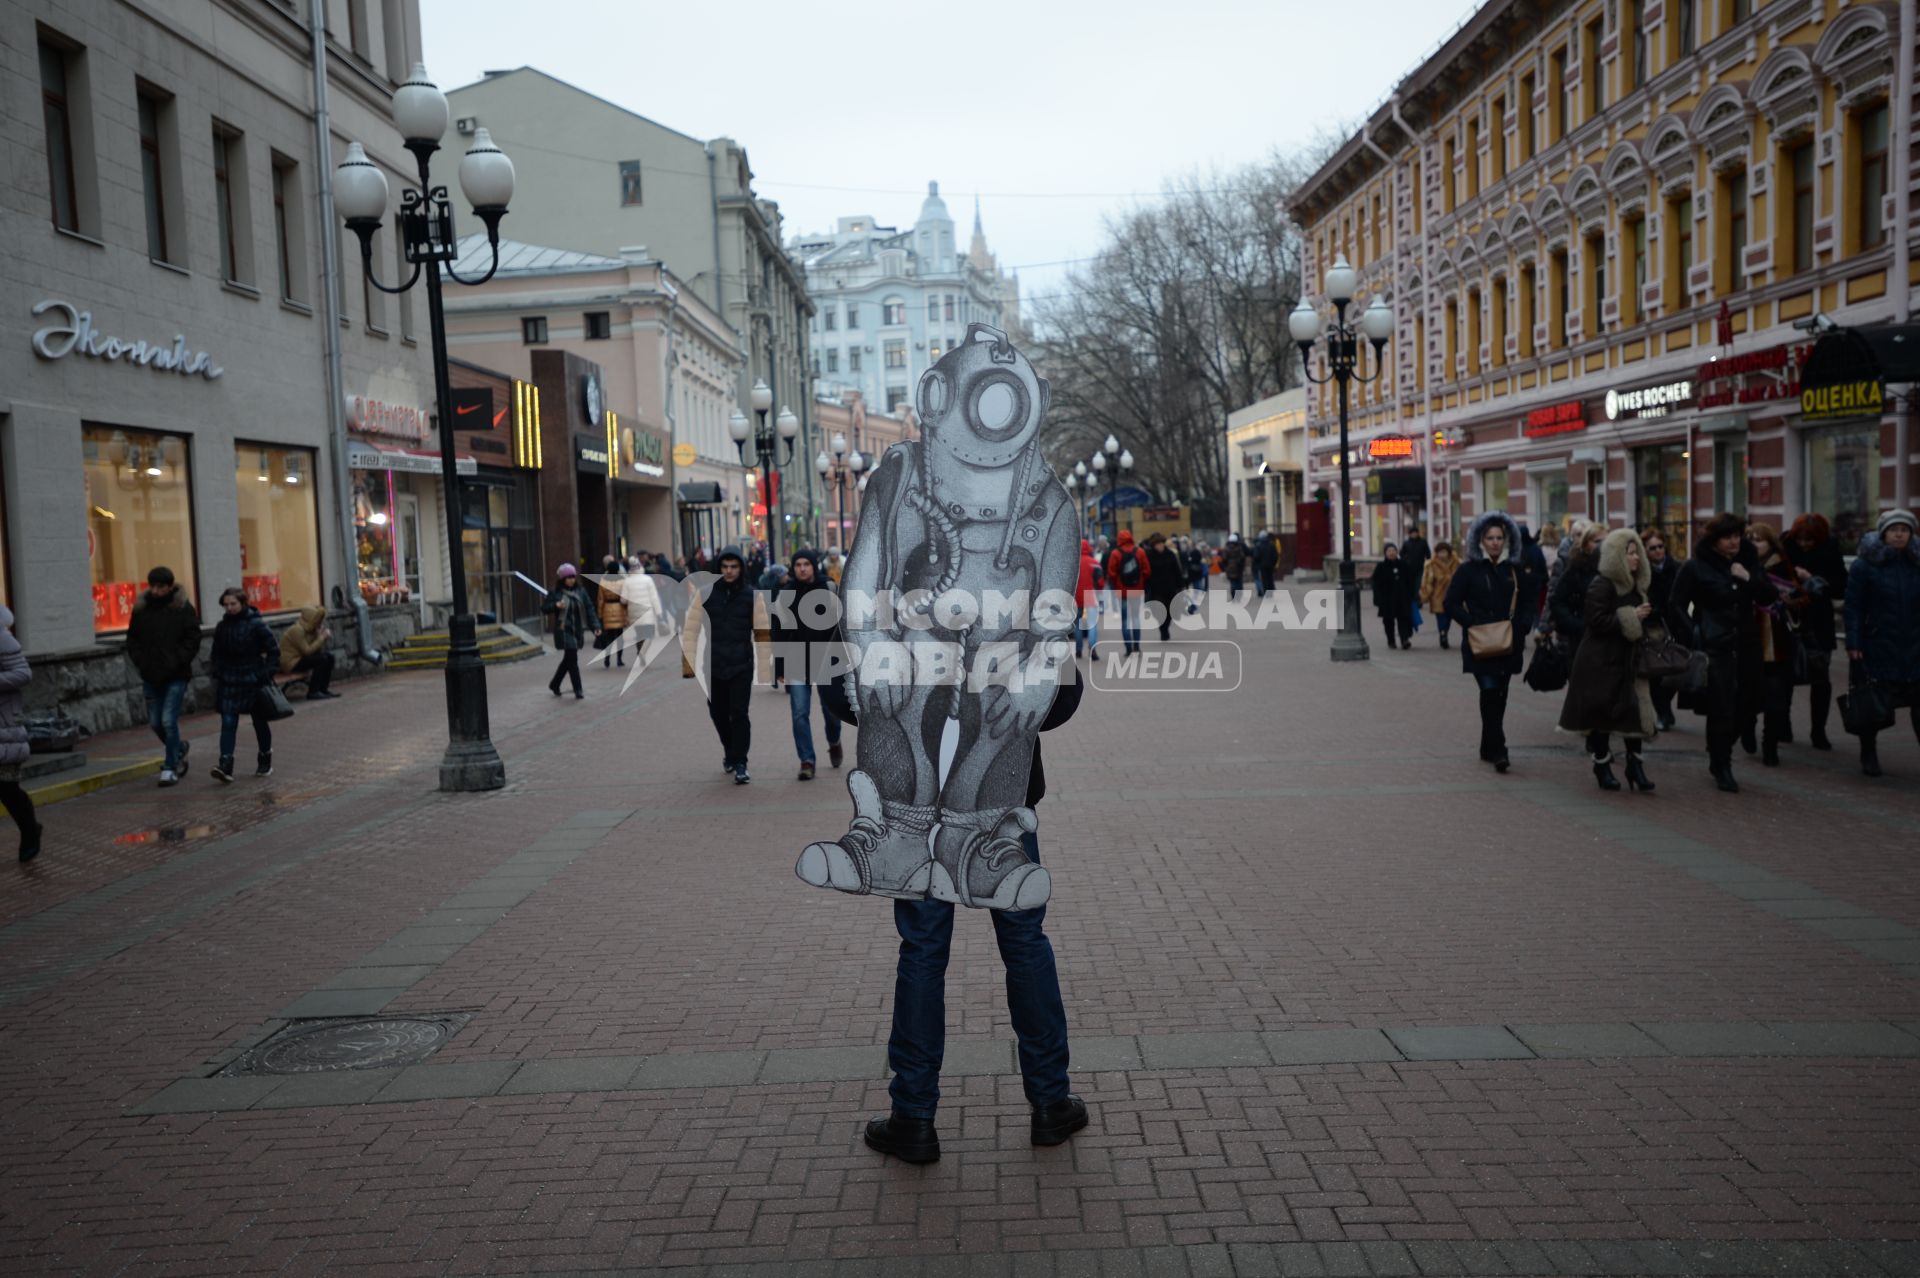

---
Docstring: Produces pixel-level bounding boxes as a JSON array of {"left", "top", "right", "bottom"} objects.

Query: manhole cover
[{"left": 220, "top": 1013, "right": 472, "bottom": 1076}]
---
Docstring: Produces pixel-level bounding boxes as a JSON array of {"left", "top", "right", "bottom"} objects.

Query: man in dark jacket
[
  {"left": 1669, "top": 514, "right": 1777, "bottom": 792},
  {"left": 844, "top": 674, "right": 1089, "bottom": 1165},
  {"left": 123, "top": 566, "right": 202, "bottom": 785},
  {"left": 1142, "top": 533, "right": 1184, "bottom": 641},
  {"left": 1400, "top": 528, "right": 1431, "bottom": 628},
  {"left": 1251, "top": 531, "right": 1279, "bottom": 598},
  {"left": 1785, "top": 513, "right": 1847, "bottom": 749},
  {"left": 771, "top": 549, "right": 847, "bottom": 780},
  {"left": 690, "top": 546, "right": 768, "bottom": 784},
  {"left": 1219, "top": 534, "right": 1249, "bottom": 598},
  {"left": 1844, "top": 508, "right": 1920, "bottom": 776}
]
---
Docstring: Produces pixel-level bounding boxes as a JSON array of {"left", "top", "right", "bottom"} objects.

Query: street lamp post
[
  {"left": 1291, "top": 254, "right": 1393, "bottom": 664},
  {"left": 335, "top": 64, "right": 513, "bottom": 791},
  {"left": 814, "top": 433, "right": 866, "bottom": 555},
  {"left": 729, "top": 384, "right": 797, "bottom": 560},
  {"left": 1089, "top": 435, "right": 1133, "bottom": 541}
]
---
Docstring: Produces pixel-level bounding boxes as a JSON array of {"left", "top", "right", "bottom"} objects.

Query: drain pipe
[
  {"left": 659, "top": 273, "right": 684, "bottom": 562},
  {"left": 310, "top": 0, "right": 380, "bottom": 665},
  {"left": 1387, "top": 92, "right": 1437, "bottom": 535},
  {"left": 1894, "top": 0, "right": 1915, "bottom": 507}
]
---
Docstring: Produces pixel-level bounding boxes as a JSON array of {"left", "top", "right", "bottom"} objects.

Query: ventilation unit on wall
[{"left": 455, "top": 117, "right": 478, "bottom": 135}]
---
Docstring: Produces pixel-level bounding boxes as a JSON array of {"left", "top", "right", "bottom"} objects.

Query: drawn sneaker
[
  {"left": 795, "top": 769, "right": 934, "bottom": 899},
  {"left": 927, "top": 806, "right": 1051, "bottom": 911}
]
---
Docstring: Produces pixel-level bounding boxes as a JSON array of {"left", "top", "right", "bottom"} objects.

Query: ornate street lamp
[
  {"left": 1088, "top": 442, "right": 1132, "bottom": 541},
  {"left": 1292, "top": 253, "right": 1393, "bottom": 663},
  {"left": 814, "top": 433, "right": 865, "bottom": 555},
  {"left": 335, "top": 64, "right": 514, "bottom": 791},
  {"left": 733, "top": 387, "right": 797, "bottom": 557}
]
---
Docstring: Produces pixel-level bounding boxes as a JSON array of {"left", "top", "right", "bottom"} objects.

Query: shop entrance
[
  {"left": 396, "top": 493, "right": 426, "bottom": 625},
  {"left": 1631, "top": 446, "right": 1685, "bottom": 539}
]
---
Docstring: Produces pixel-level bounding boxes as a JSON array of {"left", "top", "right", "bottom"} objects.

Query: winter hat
[
  {"left": 1228, "top": 533, "right": 1241, "bottom": 543},
  {"left": 716, "top": 545, "right": 744, "bottom": 564},
  {"left": 1877, "top": 508, "right": 1917, "bottom": 536},
  {"left": 790, "top": 547, "right": 821, "bottom": 570},
  {"left": 557, "top": 562, "right": 578, "bottom": 579}
]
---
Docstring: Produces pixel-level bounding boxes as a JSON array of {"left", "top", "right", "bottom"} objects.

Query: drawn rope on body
[{"left": 901, "top": 486, "right": 962, "bottom": 614}]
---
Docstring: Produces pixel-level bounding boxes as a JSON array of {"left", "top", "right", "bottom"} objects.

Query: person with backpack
[
  {"left": 1219, "top": 534, "right": 1248, "bottom": 599},
  {"left": 1104, "top": 530, "right": 1150, "bottom": 657}
]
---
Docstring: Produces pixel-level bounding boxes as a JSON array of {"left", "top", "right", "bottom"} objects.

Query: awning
[
  {"left": 677, "top": 481, "right": 725, "bottom": 505},
  {"left": 1803, "top": 324, "right": 1920, "bottom": 388},
  {"left": 348, "top": 441, "right": 477, "bottom": 476}
]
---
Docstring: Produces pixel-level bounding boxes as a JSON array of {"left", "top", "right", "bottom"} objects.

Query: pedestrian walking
[
  {"left": 1143, "top": 533, "right": 1184, "bottom": 641},
  {"left": 620, "top": 558, "right": 665, "bottom": 659},
  {"left": 1401, "top": 527, "right": 1431, "bottom": 632},
  {"left": 1105, "top": 530, "right": 1150, "bottom": 657},
  {"left": 771, "top": 549, "right": 846, "bottom": 781},
  {"left": 277, "top": 606, "right": 338, "bottom": 700},
  {"left": 596, "top": 557, "right": 629, "bottom": 669},
  {"left": 1518, "top": 520, "right": 1552, "bottom": 627},
  {"left": 850, "top": 675, "right": 1089, "bottom": 1165},
  {"left": 1546, "top": 520, "right": 1588, "bottom": 605},
  {"left": 1546, "top": 523, "right": 1605, "bottom": 667},
  {"left": 1668, "top": 513, "right": 1776, "bottom": 792},
  {"left": 1785, "top": 514, "right": 1845, "bottom": 750},
  {"left": 1419, "top": 542, "right": 1459, "bottom": 649},
  {"left": 1075, "top": 539, "right": 1100, "bottom": 657},
  {"left": 1219, "top": 533, "right": 1248, "bottom": 600},
  {"left": 1251, "top": 531, "right": 1279, "bottom": 598},
  {"left": 1641, "top": 528, "right": 1681, "bottom": 730},
  {"left": 207, "top": 587, "right": 280, "bottom": 782},
  {"left": 124, "top": 565, "right": 202, "bottom": 785},
  {"left": 1843, "top": 508, "right": 1920, "bottom": 776},
  {"left": 1749, "top": 523, "right": 1812, "bottom": 767},
  {"left": 0, "top": 605, "right": 43, "bottom": 863},
  {"left": 684, "top": 545, "right": 769, "bottom": 784},
  {"left": 543, "top": 563, "right": 598, "bottom": 699},
  {"left": 1371, "top": 543, "right": 1415, "bottom": 649},
  {"left": 1182, "top": 538, "right": 1209, "bottom": 614},
  {"left": 1558, "top": 527, "right": 1659, "bottom": 793},
  {"left": 1443, "top": 511, "right": 1535, "bottom": 773}
]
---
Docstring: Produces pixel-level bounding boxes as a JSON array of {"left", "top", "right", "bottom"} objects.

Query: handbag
[
  {"left": 254, "top": 682, "right": 297, "bottom": 722},
  {"left": 1465, "top": 573, "right": 1520, "bottom": 660},
  {"left": 1838, "top": 660, "right": 1897, "bottom": 736},
  {"left": 1635, "top": 616, "right": 1693, "bottom": 680},
  {"left": 1678, "top": 649, "right": 1711, "bottom": 694},
  {"left": 1524, "top": 635, "right": 1569, "bottom": 692}
]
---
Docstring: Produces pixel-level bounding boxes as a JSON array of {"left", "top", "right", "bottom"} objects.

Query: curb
[{"left": 25, "top": 756, "right": 164, "bottom": 806}]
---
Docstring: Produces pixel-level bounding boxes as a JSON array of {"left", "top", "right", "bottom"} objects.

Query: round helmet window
[
  {"left": 968, "top": 375, "right": 1029, "bottom": 443},
  {"left": 918, "top": 371, "right": 951, "bottom": 422}
]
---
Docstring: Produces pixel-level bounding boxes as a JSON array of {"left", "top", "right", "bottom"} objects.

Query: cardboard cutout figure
[{"left": 796, "top": 325, "right": 1078, "bottom": 909}]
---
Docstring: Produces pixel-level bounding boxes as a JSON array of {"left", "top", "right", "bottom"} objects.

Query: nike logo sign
[
  {"left": 493, "top": 407, "right": 508, "bottom": 427},
  {"left": 455, "top": 403, "right": 483, "bottom": 416}
]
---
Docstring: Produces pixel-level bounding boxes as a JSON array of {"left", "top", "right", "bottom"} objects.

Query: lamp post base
[
  {"left": 439, "top": 614, "right": 506, "bottom": 792},
  {"left": 1330, "top": 629, "right": 1372, "bottom": 662},
  {"left": 1330, "top": 572, "right": 1371, "bottom": 663}
]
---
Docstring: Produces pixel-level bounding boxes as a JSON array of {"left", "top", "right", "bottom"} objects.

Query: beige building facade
[
  {"left": 1227, "top": 389, "right": 1309, "bottom": 540},
  {"left": 1292, "top": 0, "right": 1917, "bottom": 558}
]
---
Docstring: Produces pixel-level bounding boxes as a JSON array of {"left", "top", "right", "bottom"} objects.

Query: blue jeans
[
  {"left": 888, "top": 831, "right": 1070, "bottom": 1119},
  {"left": 143, "top": 679, "right": 188, "bottom": 770},
  {"left": 218, "top": 707, "right": 272, "bottom": 763},
  {"left": 1076, "top": 605, "right": 1097, "bottom": 654},
  {"left": 1116, "top": 593, "right": 1141, "bottom": 651},
  {"left": 786, "top": 681, "right": 840, "bottom": 765}
]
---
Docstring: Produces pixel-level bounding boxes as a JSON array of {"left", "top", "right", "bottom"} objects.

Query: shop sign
[
  {"left": 1604, "top": 378, "right": 1692, "bottom": 421},
  {"left": 451, "top": 386, "right": 500, "bottom": 429},
  {"left": 1801, "top": 378, "right": 1884, "bottom": 421},
  {"left": 1523, "top": 400, "right": 1586, "bottom": 438},
  {"left": 577, "top": 443, "right": 611, "bottom": 466},
  {"left": 1364, "top": 467, "right": 1425, "bottom": 505},
  {"left": 672, "top": 441, "right": 697, "bottom": 467},
  {"left": 1694, "top": 342, "right": 1812, "bottom": 411},
  {"left": 630, "top": 428, "right": 665, "bottom": 470},
  {"left": 30, "top": 299, "right": 224, "bottom": 380},
  {"left": 346, "top": 394, "right": 430, "bottom": 444},
  {"left": 1431, "top": 427, "right": 1465, "bottom": 449},
  {"left": 1368, "top": 435, "right": 1415, "bottom": 459}
]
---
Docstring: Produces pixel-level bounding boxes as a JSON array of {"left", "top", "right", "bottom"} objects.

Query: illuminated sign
[
  {"left": 1604, "top": 379, "right": 1692, "bottom": 420},
  {"left": 30, "top": 299, "right": 224, "bottom": 380},
  {"left": 1523, "top": 400, "right": 1586, "bottom": 437},
  {"left": 1800, "top": 379, "right": 1884, "bottom": 421},
  {"left": 1431, "top": 427, "right": 1465, "bottom": 448},
  {"left": 346, "top": 394, "right": 431, "bottom": 443},
  {"left": 1695, "top": 342, "right": 1813, "bottom": 410},
  {"left": 1368, "top": 435, "right": 1415, "bottom": 458}
]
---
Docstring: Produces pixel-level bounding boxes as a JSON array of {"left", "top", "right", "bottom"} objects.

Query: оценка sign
[
  {"left": 1801, "top": 379, "right": 1885, "bottom": 421},
  {"left": 30, "top": 299, "right": 224, "bottom": 380}
]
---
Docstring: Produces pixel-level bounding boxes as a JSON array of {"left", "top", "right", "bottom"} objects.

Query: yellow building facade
[{"left": 1292, "top": 0, "right": 1915, "bottom": 557}]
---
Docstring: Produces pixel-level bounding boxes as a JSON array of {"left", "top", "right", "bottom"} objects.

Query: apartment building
[{"left": 1291, "top": 0, "right": 1916, "bottom": 559}]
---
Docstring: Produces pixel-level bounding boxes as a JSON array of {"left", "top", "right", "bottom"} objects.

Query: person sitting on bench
[{"left": 278, "top": 606, "right": 338, "bottom": 700}]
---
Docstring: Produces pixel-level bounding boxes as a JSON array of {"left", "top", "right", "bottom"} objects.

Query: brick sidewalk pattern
[{"left": 1, "top": 587, "right": 1917, "bottom": 1275}]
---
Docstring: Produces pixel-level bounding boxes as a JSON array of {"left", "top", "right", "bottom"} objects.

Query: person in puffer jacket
[
  {"left": 0, "top": 605, "right": 42, "bottom": 862},
  {"left": 1442, "top": 511, "right": 1537, "bottom": 773},
  {"left": 1844, "top": 508, "right": 1920, "bottom": 777}
]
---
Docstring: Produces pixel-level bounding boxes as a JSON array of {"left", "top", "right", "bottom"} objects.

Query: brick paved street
[{"left": 3, "top": 590, "right": 1918, "bottom": 1276}]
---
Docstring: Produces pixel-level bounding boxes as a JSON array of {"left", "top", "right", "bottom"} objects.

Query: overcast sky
[{"left": 420, "top": 0, "right": 1473, "bottom": 306}]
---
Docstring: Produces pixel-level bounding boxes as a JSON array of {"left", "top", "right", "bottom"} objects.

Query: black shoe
[
  {"left": 798, "top": 761, "right": 815, "bottom": 781},
  {"left": 864, "top": 1113, "right": 940, "bottom": 1164},
  {"left": 1031, "top": 1096, "right": 1089, "bottom": 1146},
  {"left": 1623, "top": 754, "right": 1655, "bottom": 793},
  {"left": 1741, "top": 727, "right": 1757, "bottom": 755},
  {"left": 1712, "top": 764, "right": 1740, "bottom": 793},
  {"left": 1657, "top": 713, "right": 1677, "bottom": 731},
  {"left": 1862, "top": 745, "right": 1883, "bottom": 778},
  {"left": 17, "top": 821, "right": 42, "bottom": 863},
  {"left": 255, "top": 752, "right": 273, "bottom": 778},
  {"left": 1762, "top": 738, "right": 1780, "bottom": 767},
  {"left": 1492, "top": 751, "right": 1511, "bottom": 774},
  {"left": 829, "top": 741, "right": 845, "bottom": 769},
  {"left": 210, "top": 758, "right": 235, "bottom": 784},
  {"left": 550, "top": 684, "right": 562, "bottom": 697},
  {"left": 1439, "top": 633, "right": 1450, "bottom": 650},
  {"left": 1593, "top": 755, "right": 1622, "bottom": 791},
  {"left": 734, "top": 765, "right": 751, "bottom": 785},
  {"left": 1810, "top": 730, "right": 1832, "bottom": 751},
  {"left": 723, "top": 757, "right": 736, "bottom": 773}
]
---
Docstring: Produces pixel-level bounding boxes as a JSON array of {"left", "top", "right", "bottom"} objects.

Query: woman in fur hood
[
  {"left": 1443, "top": 511, "right": 1537, "bottom": 772},
  {"left": 1557, "top": 527, "right": 1658, "bottom": 792}
]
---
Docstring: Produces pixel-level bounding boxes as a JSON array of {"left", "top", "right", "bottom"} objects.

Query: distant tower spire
[{"left": 973, "top": 195, "right": 983, "bottom": 236}]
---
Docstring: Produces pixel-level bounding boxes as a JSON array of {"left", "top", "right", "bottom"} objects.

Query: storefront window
[
  {"left": 1480, "top": 467, "right": 1510, "bottom": 514},
  {"left": 1634, "top": 444, "right": 1688, "bottom": 541},
  {"left": 1448, "top": 469, "right": 1462, "bottom": 545},
  {"left": 1805, "top": 424, "right": 1881, "bottom": 554},
  {"left": 1249, "top": 477, "right": 1270, "bottom": 532},
  {"left": 352, "top": 470, "right": 407, "bottom": 604},
  {"left": 84, "top": 426, "right": 196, "bottom": 632},
  {"left": 1713, "top": 439, "right": 1747, "bottom": 519},
  {"left": 234, "top": 443, "right": 320, "bottom": 613},
  {"left": 1533, "top": 472, "right": 1569, "bottom": 533}
]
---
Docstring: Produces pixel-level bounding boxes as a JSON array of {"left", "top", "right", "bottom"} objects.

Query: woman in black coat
[
  {"left": 1667, "top": 513, "right": 1777, "bottom": 792},
  {"left": 1844, "top": 508, "right": 1920, "bottom": 776},
  {"left": 1143, "top": 534, "right": 1185, "bottom": 640},
  {"left": 1547, "top": 524, "right": 1604, "bottom": 650},
  {"left": 1785, "top": 513, "right": 1847, "bottom": 750},
  {"left": 208, "top": 587, "right": 281, "bottom": 782},
  {"left": 1558, "top": 528, "right": 1658, "bottom": 792},
  {"left": 1640, "top": 527, "right": 1682, "bottom": 730},
  {"left": 1372, "top": 544, "right": 1415, "bottom": 649},
  {"left": 1443, "top": 512, "right": 1537, "bottom": 771},
  {"left": 543, "top": 563, "right": 600, "bottom": 699}
]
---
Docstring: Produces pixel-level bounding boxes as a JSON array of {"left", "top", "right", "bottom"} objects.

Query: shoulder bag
[
  {"left": 1465, "top": 571, "right": 1520, "bottom": 660},
  {"left": 1838, "top": 659, "right": 1897, "bottom": 736},
  {"left": 1635, "top": 616, "right": 1693, "bottom": 680},
  {"left": 254, "top": 682, "right": 297, "bottom": 722}
]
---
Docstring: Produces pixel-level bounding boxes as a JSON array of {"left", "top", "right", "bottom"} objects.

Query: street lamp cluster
[
  {"left": 1289, "top": 253, "right": 1394, "bottom": 663},
  {"left": 334, "top": 64, "right": 515, "bottom": 792},
  {"left": 1064, "top": 435, "right": 1134, "bottom": 540},
  {"left": 728, "top": 382, "right": 798, "bottom": 558},
  {"left": 815, "top": 434, "right": 867, "bottom": 554}
]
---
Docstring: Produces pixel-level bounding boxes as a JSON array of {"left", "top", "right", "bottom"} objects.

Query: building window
[
  {"left": 826, "top": 348, "right": 838, "bottom": 373},
  {"left": 1443, "top": 297, "right": 1459, "bottom": 375},
  {"left": 1534, "top": 472, "right": 1570, "bottom": 531},
  {"left": 1466, "top": 286, "right": 1483, "bottom": 374},
  {"left": 1730, "top": 0, "right": 1752, "bottom": 24},
  {"left": 945, "top": 294, "right": 956, "bottom": 321},
  {"left": 619, "top": 160, "right": 642, "bottom": 206},
  {"left": 1634, "top": 444, "right": 1687, "bottom": 539},
  {"left": 1629, "top": 216, "right": 1648, "bottom": 321},
  {"left": 1489, "top": 277, "right": 1507, "bottom": 366},
  {"left": 1805, "top": 424, "right": 1881, "bottom": 553},
  {"left": 1442, "top": 137, "right": 1457, "bottom": 214},
  {"left": 929, "top": 342, "right": 942, "bottom": 362},
  {"left": 882, "top": 299, "right": 906, "bottom": 326},
  {"left": 137, "top": 88, "right": 174, "bottom": 262},
  {"left": 584, "top": 311, "right": 611, "bottom": 340},
  {"left": 1410, "top": 159, "right": 1423, "bottom": 232},
  {"left": 1713, "top": 438, "right": 1747, "bottom": 517},
  {"left": 1855, "top": 103, "right": 1891, "bottom": 251},
  {"left": 1586, "top": 17, "right": 1606, "bottom": 119},
  {"left": 824, "top": 308, "right": 837, "bottom": 331},
  {"left": 1552, "top": 47, "right": 1572, "bottom": 142},
  {"left": 928, "top": 296, "right": 939, "bottom": 321},
  {"left": 1464, "top": 117, "right": 1480, "bottom": 199},
  {"left": 845, "top": 304, "right": 859, "bottom": 329},
  {"left": 1677, "top": 0, "right": 1697, "bottom": 56},
  {"left": 849, "top": 349, "right": 861, "bottom": 373},
  {"left": 1518, "top": 77, "right": 1535, "bottom": 161},
  {"left": 1789, "top": 140, "right": 1815, "bottom": 272},
  {"left": 272, "top": 155, "right": 306, "bottom": 302},
  {"left": 212, "top": 122, "right": 252, "bottom": 284},
  {"left": 886, "top": 385, "right": 909, "bottom": 413},
  {"left": 1722, "top": 170, "right": 1747, "bottom": 293},
  {"left": 1550, "top": 248, "right": 1569, "bottom": 347},
  {"left": 234, "top": 443, "right": 321, "bottom": 614},
  {"left": 1518, "top": 263, "right": 1536, "bottom": 359},
  {"left": 884, "top": 339, "right": 907, "bottom": 370},
  {"left": 1588, "top": 231, "right": 1609, "bottom": 335},
  {"left": 1630, "top": 0, "right": 1647, "bottom": 89},
  {"left": 39, "top": 35, "right": 83, "bottom": 233},
  {"left": 84, "top": 426, "right": 196, "bottom": 633},
  {"left": 522, "top": 315, "right": 548, "bottom": 344},
  {"left": 346, "top": 0, "right": 369, "bottom": 56},
  {"left": 1481, "top": 467, "right": 1510, "bottom": 514},
  {"left": 1666, "top": 195, "right": 1692, "bottom": 309},
  {"left": 1490, "top": 99, "right": 1506, "bottom": 182}
]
